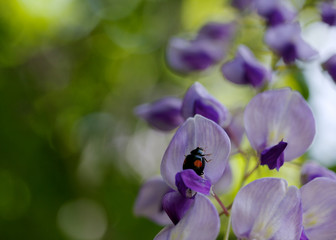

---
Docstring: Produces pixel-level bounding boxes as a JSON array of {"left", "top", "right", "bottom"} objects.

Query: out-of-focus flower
[
  {"left": 231, "top": 0, "right": 255, "bottom": 11},
  {"left": 265, "top": 22, "right": 318, "bottom": 64},
  {"left": 182, "top": 82, "right": 230, "bottom": 127},
  {"left": 134, "top": 176, "right": 172, "bottom": 225},
  {"left": 231, "top": 178, "right": 302, "bottom": 240},
  {"left": 161, "top": 115, "right": 231, "bottom": 191},
  {"left": 221, "top": 45, "right": 270, "bottom": 88},
  {"left": 134, "top": 97, "right": 184, "bottom": 131},
  {"left": 320, "top": 2, "right": 336, "bottom": 26},
  {"left": 255, "top": 0, "right": 296, "bottom": 26},
  {"left": 212, "top": 162, "right": 232, "bottom": 194},
  {"left": 166, "top": 22, "right": 235, "bottom": 74},
  {"left": 155, "top": 193, "right": 220, "bottom": 240},
  {"left": 301, "top": 177, "right": 336, "bottom": 240},
  {"left": 322, "top": 54, "right": 336, "bottom": 83},
  {"left": 301, "top": 162, "right": 336, "bottom": 185},
  {"left": 224, "top": 108, "right": 245, "bottom": 153},
  {"left": 244, "top": 88, "right": 315, "bottom": 170}
]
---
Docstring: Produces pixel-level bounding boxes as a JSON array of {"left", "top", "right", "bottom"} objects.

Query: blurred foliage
[{"left": 0, "top": 0, "right": 332, "bottom": 239}]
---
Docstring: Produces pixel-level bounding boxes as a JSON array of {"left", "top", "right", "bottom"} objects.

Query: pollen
[{"left": 193, "top": 160, "right": 202, "bottom": 168}]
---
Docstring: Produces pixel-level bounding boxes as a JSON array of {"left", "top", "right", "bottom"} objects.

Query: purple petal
[
  {"left": 213, "top": 162, "right": 232, "bottom": 195},
  {"left": 135, "top": 97, "right": 184, "bottom": 131},
  {"left": 197, "top": 22, "right": 235, "bottom": 43},
  {"left": 244, "top": 88, "right": 315, "bottom": 162},
  {"left": 256, "top": 0, "right": 296, "bottom": 26},
  {"left": 134, "top": 176, "right": 172, "bottom": 225},
  {"left": 301, "top": 177, "right": 336, "bottom": 240},
  {"left": 175, "top": 170, "right": 211, "bottom": 198},
  {"left": 301, "top": 162, "right": 336, "bottom": 185},
  {"left": 320, "top": 2, "right": 336, "bottom": 26},
  {"left": 221, "top": 45, "right": 270, "bottom": 87},
  {"left": 265, "top": 23, "right": 317, "bottom": 64},
  {"left": 231, "top": 0, "right": 255, "bottom": 11},
  {"left": 155, "top": 194, "right": 220, "bottom": 240},
  {"left": 162, "top": 191, "right": 194, "bottom": 225},
  {"left": 260, "top": 140, "right": 287, "bottom": 171},
  {"left": 322, "top": 54, "right": 336, "bottom": 83},
  {"left": 182, "top": 82, "right": 230, "bottom": 127},
  {"left": 231, "top": 178, "right": 302, "bottom": 240},
  {"left": 300, "top": 228, "right": 309, "bottom": 240},
  {"left": 161, "top": 115, "right": 231, "bottom": 190},
  {"left": 224, "top": 107, "right": 245, "bottom": 153}
]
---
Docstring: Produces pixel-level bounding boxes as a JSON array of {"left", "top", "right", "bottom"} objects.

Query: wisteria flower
[
  {"left": 224, "top": 107, "right": 245, "bottom": 153},
  {"left": 244, "top": 88, "right": 315, "bottom": 170},
  {"left": 196, "top": 22, "right": 235, "bottom": 44},
  {"left": 265, "top": 22, "right": 318, "bottom": 64},
  {"left": 182, "top": 82, "right": 230, "bottom": 127},
  {"left": 161, "top": 114, "right": 231, "bottom": 194},
  {"left": 221, "top": 45, "right": 270, "bottom": 88},
  {"left": 231, "top": 0, "right": 255, "bottom": 11},
  {"left": 322, "top": 54, "right": 336, "bottom": 83},
  {"left": 231, "top": 178, "right": 302, "bottom": 240},
  {"left": 155, "top": 193, "right": 220, "bottom": 240},
  {"left": 320, "top": 2, "right": 336, "bottom": 26},
  {"left": 301, "top": 162, "right": 336, "bottom": 185},
  {"left": 134, "top": 176, "right": 172, "bottom": 225},
  {"left": 134, "top": 97, "right": 184, "bottom": 131},
  {"left": 301, "top": 177, "right": 336, "bottom": 240}
]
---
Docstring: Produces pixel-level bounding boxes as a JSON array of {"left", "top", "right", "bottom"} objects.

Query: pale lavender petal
[
  {"left": 162, "top": 191, "right": 194, "bottom": 225},
  {"left": 182, "top": 82, "right": 230, "bottom": 127},
  {"left": 134, "top": 176, "right": 172, "bottom": 225},
  {"left": 155, "top": 194, "right": 220, "bottom": 240},
  {"left": 213, "top": 162, "right": 232, "bottom": 195},
  {"left": 301, "top": 178, "right": 336, "bottom": 240},
  {"left": 175, "top": 170, "right": 211, "bottom": 198},
  {"left": 161, "top": 115, "right": 231, "bottom": 190},
  {"left": 320, "top": 2, "right": 336, "bottom": 26},
  {"left": 224, "top": 107, "right": 245, "bottom": 153},
  {"left": 231, "top": 178, "right": 302, "bottom": 240},
  {"left": 135, "top": 97, "right": 184, "bottom": 131},
  {"left": 322, "top": 54, "right": 336, "bottom": 83},
  {"left": 244, "top": 88, "right": 315, "bottom": 162},
  {"left": 301, "top": 162, "right": 336, "bottom": 185}
]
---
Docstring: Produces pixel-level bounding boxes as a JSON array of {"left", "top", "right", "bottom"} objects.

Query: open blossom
[
  {"left": 320, "top": 2, "right": 336, "bottom": 26},
  {"left": 182, "top": 82, "right": 230, "bottom": 127},
  {"left": 244, "top": 88, "right": 315, "bottom": 170},
  {"left": 265, "top": 22, "right": 318, "bottom": 64},
  {"left": 301, "top": 177, "right": 336, "bottom": 240},
  {"left": 231, "top": 178, "right": 302, "bottom": 240},
  {"left": 221, "top": 45, "right": 270, "bottom": 88},
  {"left": 301, "top": 162, "right": 336, "bottom": 185},
  {"left": 322, "top": 54, "right": 336, "bottom": 83},
  {"left": 135, "top": 97, "right": 184, "bottom": 131},
  {"left": 155, "top": 193, "right": 220, "bottom": 240}
]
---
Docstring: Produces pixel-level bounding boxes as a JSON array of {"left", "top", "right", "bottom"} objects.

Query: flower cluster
[{"left": 133, "top": 1, "right": 336, "bottom": 239}]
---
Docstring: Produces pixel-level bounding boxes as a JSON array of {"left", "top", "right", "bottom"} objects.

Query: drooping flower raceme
[
  {"left": 221, "top": 45, "right": 271, "bottom": 88},
  {"left": 322, "top": 54, "right": 336, "bottom": 83},
  {"left": 244, "top": 88, "right": 315, "bottom": 170},
  {"left": 301, "top": 162, "right": 336, "bottom": 185},
  {"left": 265, "top": 22, "right": 318, "bottom": 64},
  {"left": 182, "top": 82, "right": 230, "bottom": 127},
  {"left": 135, "top": 97, "right": 184, "bottom": 131},
  {"left": 301, "top": 177, "right": 336, "bottom": 240},
  {"left": 231, "top": 178, "right": 302, "bottom": 240}
]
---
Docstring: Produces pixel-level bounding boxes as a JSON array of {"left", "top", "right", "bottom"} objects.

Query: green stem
[{"left": 224, "top": 215, "right": 231, "bottom": 240}]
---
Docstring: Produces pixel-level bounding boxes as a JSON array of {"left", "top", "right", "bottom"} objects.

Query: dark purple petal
[
  {"left": 301, "top": 178, "right": 336, "bottom": 240},
  {"left": 265, "top": 23, "right": 318, "bottom": 64},
  {"left": 300, "top": 228, "right": 309, "bottom": 240},
  {"left": 197, "top": 22, "right": 235, "bottom": 42},
  {"left": 155, "top": 194, "right": 220, "bottom": 240},
  {"left": 221, "top": 45, "right": 270, "bottom": 87},
  {"left": 231, "top": 178, "right": 302, "bottom": 240},
  {"left": 135, "top": 97, "right": 184, "bottom": 131},
  {"left": 301, "top": 162, "right": 336, "bottom": 185},
  {"left": 320, "top": 2, "right": 336, "bottom": 26},
  {"left": 182, "top": 82, "right": 230, "bottom": 127},
  {"left": 162, "top": 191, "right": 194, "bottom": 225},
  {"left": 260, "top": 140, "right": 287, "bottom": 171},
  {"left": 244, "top": 88, "right": 315, "bottom": 162},
  {"left": 322, "top": 54, "right": 336, "bottom": 83},
  {"left": 161, "top": 115, "right": 231, "bottom": 190},
  {"left": 231, "top": 0, "right": 255, "bottom": 11},
  {"left": 175, "top": 170, "right": 211, "bottom": 198},
  {"left": 134, "top": 176, "right": 172, "bottom": 225}
]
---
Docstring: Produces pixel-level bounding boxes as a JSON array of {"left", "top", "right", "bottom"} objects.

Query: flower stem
[
  {"left": 224, "top": 215, "right": 231, "bottom": 240},
  {"left": 212, "top": 190, "right": 229, "bottom": 217}
]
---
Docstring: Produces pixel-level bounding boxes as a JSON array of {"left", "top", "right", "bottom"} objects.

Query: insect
[{"left": 183, "top": 147, "right": 210, "bottom": 176}]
